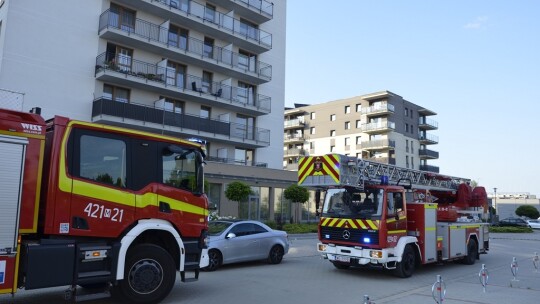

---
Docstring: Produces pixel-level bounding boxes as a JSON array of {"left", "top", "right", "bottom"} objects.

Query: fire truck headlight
[
  {"left": 363, "top": 237, "right": 371, "bottom": 244},
  {"left": 318, "top": 244, "right": 327, "bottom": 251},
  {"left": 370, "top": 251, "right": 383, "bottom": 259}
]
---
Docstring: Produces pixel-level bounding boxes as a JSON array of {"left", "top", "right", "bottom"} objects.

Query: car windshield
[
  {"left": 322, "top": 188, "right": 384, "bottom": 219},
  {"left": 208, "top": 221, "right": 233, "bottom": 236}
]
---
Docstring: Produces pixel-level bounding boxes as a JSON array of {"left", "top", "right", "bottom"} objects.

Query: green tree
[
  {"left": 284, "top": 184, "right": 310, "bottom": 223},
  {"left": 225, "top": 181, "right": 252, "bottom": 204},
  {"left": 515, "top": 205, "right": 540, "bottom": 219}
]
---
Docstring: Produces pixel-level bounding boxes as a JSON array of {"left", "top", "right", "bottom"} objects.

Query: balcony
[
  {"left": 419, "top": 133, "right": 439, "bottom": 145},
  {"left": 92, "top": 98, "right": 270, "bottom": 148},
  {"left": 284, "top": 148, "right": 307, "bottom": 157},
  {"left": 420, "top": 164, "right": 439, "bottom": 173},
  {"left": 361, "top": 121, "right": 395, "bottom": 134},
  {"left": 366, "top": 157, "right": 396, "bottom": 165},
  {"left": 418, "top": 117, "right": 438, "bottom": 130},
  {"left": 361, "top": 139, "right": 396, "bottom": 151},
  {"left": 218, "top": 0, "right": 273, "bottom": 23},
  {"left": 418, "top": 149, "right": 439, "bottom": 159},
  {"left": 95, "top": 53, "right": 270, "bottom": 116},
  {"left": 284, "top": 134, "right": 307, "bottom": 143},
  {"left": 98, "top": 10, "right": 271, "bottom": 84},
  {"left": 284, "top": 119, "right": 305, "bottom": 129},
  {"left": 206, "top": 156, "right": 267, "bottom": 167},
  {"left": 361, "top": 103, "right": 395, "bottom": 117},
  {"left": 109, "top": 0, "right": 272, "bottom": 53},
  {"left": 284, "top": 163, "right": 299, "bottom": 171}
]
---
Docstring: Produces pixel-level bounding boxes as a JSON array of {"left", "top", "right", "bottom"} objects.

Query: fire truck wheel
[
  {"left": 114, "top": 244, "right": 176, "bottom": 304},
  {"left": 462, "top": 239, "right": 478, "bottom": 265},
  {"left": 268, "top": 245, "right": 285, "bottom": 264},
  {"left": 331, "top": 262, "right": 350, "bottom": 270},
  {"left": 204, "top": 249, "right": 222, "bottom": 271},
  {"left": 395, "top": 245, "right": 416, "bottom": 278}
]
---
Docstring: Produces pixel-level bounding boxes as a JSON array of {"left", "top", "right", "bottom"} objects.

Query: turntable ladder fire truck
[
  {"left": 0, "top": 107, "right": 209, "bottom": 303},
  {"left": 298, "top": 153, "right": 489, "bottom": 277}
]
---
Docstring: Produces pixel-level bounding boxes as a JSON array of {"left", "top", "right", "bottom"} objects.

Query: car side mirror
[{"left": 226, "top": 232, "right": 236, "bottom": 239}]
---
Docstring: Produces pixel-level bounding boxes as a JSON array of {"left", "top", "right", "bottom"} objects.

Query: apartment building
[
  {"left": 284, "top": 91, "right": 440, "bottom": 172},
  {"left": 0, "top": 0, "right": 297, "bottom": 222}
]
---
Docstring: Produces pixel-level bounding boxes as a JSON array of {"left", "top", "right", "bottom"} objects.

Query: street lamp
[{"left": 493, "top": 187, "right": 497, "bottom": 214}]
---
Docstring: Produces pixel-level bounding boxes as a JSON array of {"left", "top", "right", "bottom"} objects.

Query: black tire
[
  {"left": 331, "top": 262, "right": 350, "bottom": 270},
  {"left": 268, "top": 245, "right": 285, "bottom": 264},
  {"left": 394, "top": 245, "right": 416, "bottom": 278},
  {"left": 204, "top": 249, "right": 222, "bottom": 271},
  {"left": 462, "top": 239, "right": 478, "bottom": 265},
  {"left": 113, "top": 244, "right": 176, "bottom": 304}
]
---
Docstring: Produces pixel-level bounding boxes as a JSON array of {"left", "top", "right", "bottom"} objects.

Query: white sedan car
[
  {"left": 205, "top": 220, "right": 290, "bottom": 271},
  {"left": 527, "top": 219, "right": 540, "bottom": 229}
]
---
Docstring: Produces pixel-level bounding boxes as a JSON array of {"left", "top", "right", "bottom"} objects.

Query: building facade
[
  {"left": 284, "top": 91, "right": 439, "bottom": 172},
  {"left": 0, "top": 0, "right": 298, "bottom": 222}
]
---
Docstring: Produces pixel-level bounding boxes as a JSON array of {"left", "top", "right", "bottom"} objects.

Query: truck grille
[{"left": 320, "top": 226, "right": 379, "bottom": 245}]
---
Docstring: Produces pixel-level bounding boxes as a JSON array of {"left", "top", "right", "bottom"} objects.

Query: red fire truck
[
  {"left": 299, "top": 153, "right": 489, "bottom": 277},
  {"left": 0, "top": 107, "right": 209, "bottom": 302}
]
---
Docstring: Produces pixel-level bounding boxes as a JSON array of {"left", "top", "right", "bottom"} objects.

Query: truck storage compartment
[{"left": 23, "top": 241, "right": 76, "bottom": 289}]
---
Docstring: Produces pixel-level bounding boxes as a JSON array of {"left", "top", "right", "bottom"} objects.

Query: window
[
  {"left": 330, "top": 130, "right": 336, "bottom": 136},
  {"left": 162, "top": 146, "right": 199, "bottom": 191},
  {"left": 161, "top": 97, "right": 184, "bottom": 114},
  {"left": 240, "top": 18, "right": 258, "bottom": 40},
  {"left": 345, "top": 137, "right": 350, "bottom": 146},
  {"left": 406, "top": 156, "right": 409, "bottom": 168},
  {"left": 330, "top": 114, "right": 336, "bottom": 121},
  {"left": 168, "top": 25, "right": 189, "bottom": 50},
  {"left": 405, "top": 107, "right": 409, "bottom": 117},
  {"left": 356, "top": 120, "right": 361, "bottom": 128},
  {"left": 411, "top": 157, "right": 414, "bottom": 168},
  {"left": 235, "top": 114, "right": 255, "bottom": 141},
  {"left": 406, "top": 140, "right": 409, "bottom": 153},
  {"left": 356, "top": 104, "right": 361, "bottom": 112},
  {"left": 103, "top": 84, "right": 130, "bottom": 103},
  {"left": 330, "top": 145, "right": 335, "bottom": 152},
  {"left": 204, "top": 3, "right": 216, "bottom": 23},
  {"left": 79, "top": 135, "right": 126, "bottom": 188},
  {"left": 110, "top": 4, "right": 135, "bottom": 32},
  {"left": 411, "top": 142, "right": 414, "bottom": 153},
  {"left": 310, "top": 142, "right": 315, "bottom": 149},
  {"left": 356, "top": 136, "right": 361, "bottom": 145},
  {"left": 200, "top": 105, "right": 211, "bottom": 119},
  {"left": 410, "top": 109, "right": 413, "bottom": 118},
  {"left": 345, "top": 121, "right": 351, "bottom": 130},
  {"left": 166, "top": 61, "right": 186, "bottom": 88},
  {"left": 202, "top": 71, "right": 213, "bottom": 93},
  {"left": 238, "top": 81, "right": 256, "bottom": 105},
  {"left": 239, "top": 49, "right": 257, "bottom": 72},
  {"left": 405, "top": 123, "right": 409, "bottom": 133},
  {"left": 310, "top": 127, "right": 316, "bottom": 135},
  {"left": 345, "top": 106, "right": 350, "bottom": 114},
  {"left": 310, "top": 112, "right": 316, "bottom": 119},
  {"left": 105, "top": 43, "right": 133, "bottom": 73},
  {"left": 203, "top": 37, "right": 214, "bottom": 59}
]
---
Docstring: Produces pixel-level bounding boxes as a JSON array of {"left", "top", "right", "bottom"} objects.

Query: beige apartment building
[
  {"left": 284, "top": 91, "right": 439, "bottom": 172},
  {"left": 0, "top": 0, "right": 298, "bottom": 223}
]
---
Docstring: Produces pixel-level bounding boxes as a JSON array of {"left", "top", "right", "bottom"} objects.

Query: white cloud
[{"left": 464, "top": 16, "right": 488, "bottom": 29}]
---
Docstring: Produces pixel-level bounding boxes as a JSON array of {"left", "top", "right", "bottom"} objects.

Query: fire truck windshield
[{"left": 322, "top": 188, "right": 384, "bottom": 219}]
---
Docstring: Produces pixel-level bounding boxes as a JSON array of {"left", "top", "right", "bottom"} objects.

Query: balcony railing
[
  {"left": 133, "top": 0, "right": 272, "bottom": 49},
  {"left": 418, "top": 117, "right": 438, "bottom": 130},
  {"left": 420, "top": 164, "right": 439, "bottom": 173},
  {"left": 92, "top": 98, "right": 270, "bottom": 145},
  {"left": 284, "top": 134, "right": 307, "bottom": 142},
  {"left": 361, "top": 121, "right": 395, "bottom": 133},
  {"left": 234, "top": 0, "right": 274, "bottom": 18},
  {"left": 98, "top": 9, "right": 272, "bottom": 81},
  {"left": 366, "top": 157, "right": 396, "bottom": 165},
  {"left": 419, "top": 133, "right": 439, "bottom": 144},
  {"left": 284, "top": 119, "right": 305, "bottom": 128},
  {"left": 419, "top": 149, "right": 439, "bottom": 159},
  {"left": 361, "top": 139, "right": 396, "bottom": 150},
  {"left": 361, "top": 103, "right": 395, "bottom": 116},
  {"left": 206, "top": 155, "right": 267, "bottom": 167},
  {"left": 284, "top": 148, "right": 307, "bottom": 157},
  {"left": 95, "top": 52, "right": 271, "bottom": 113}
]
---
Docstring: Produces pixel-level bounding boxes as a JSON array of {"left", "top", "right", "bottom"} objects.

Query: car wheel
[
  {"left": 113, "top": 244, "right": 176, "bottom": 304},
  {"left": 394, "top": 245, "right": 416, "bottom": 278},
  {"left": 462, "top": 239, "right": 478, "bottom": 265},
  {"left": 268, "top": 245, "right": 284, "bottom": 264},
  {"left": 205, "top": 249, "right": 222, "bottom": 271}
]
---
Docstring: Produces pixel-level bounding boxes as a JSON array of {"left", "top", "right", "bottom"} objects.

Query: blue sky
[{"left": 285, "top": 0, "right": 540, "bottom": 196}]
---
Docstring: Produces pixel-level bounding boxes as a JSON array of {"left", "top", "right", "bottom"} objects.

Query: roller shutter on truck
[{"left": 0, "top": 134, "right": 27, "bottom": 255}]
